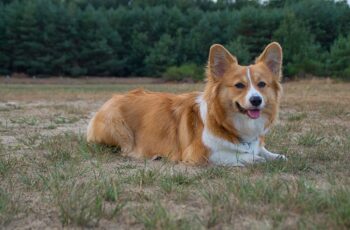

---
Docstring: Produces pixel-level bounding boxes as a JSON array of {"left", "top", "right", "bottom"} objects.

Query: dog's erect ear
[
  {"left": 208, "top": 44, "right": 237, "bottom": 79},
  {"left": 256, "top": 42, "right": 283, "bottom": 78}
]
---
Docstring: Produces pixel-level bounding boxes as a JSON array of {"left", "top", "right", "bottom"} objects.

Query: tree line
[{"left": 0, "top": 0, "right": 349, "bottom": 79}]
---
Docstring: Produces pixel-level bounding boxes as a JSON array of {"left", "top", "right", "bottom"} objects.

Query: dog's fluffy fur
[{"left": 87, "top": 42, "right": 286, "bottom": 166}]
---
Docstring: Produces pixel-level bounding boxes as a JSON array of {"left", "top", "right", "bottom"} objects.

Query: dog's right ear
[{"left": 208, "top": 44, "right": 237, "bottom": 79}]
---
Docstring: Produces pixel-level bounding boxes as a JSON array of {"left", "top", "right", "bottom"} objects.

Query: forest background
[{"left": 0, "top": 0, "right": 349, "bottom": 80}]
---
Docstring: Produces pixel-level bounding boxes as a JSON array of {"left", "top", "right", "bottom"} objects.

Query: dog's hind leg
[
  {"left": 87, "top": 112, "right": 134, "bottom": 154},
  {"left": 182, "top": 140, "right": 209, "bottom": 165}
]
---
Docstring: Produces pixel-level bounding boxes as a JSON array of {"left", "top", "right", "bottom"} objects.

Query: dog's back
[{"left": 87, "top": 89, "right": 209, "bottom": 164}]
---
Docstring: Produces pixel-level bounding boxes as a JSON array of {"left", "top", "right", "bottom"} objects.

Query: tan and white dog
[{"left": 87, "top": 42, "right": 286, "bottom": 166}]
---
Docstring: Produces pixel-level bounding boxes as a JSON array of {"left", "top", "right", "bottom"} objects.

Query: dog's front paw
[
  {"left": 267, "top": 153, "right": 287, "bottom": 161},
  {"left": 238, "top": 154, "right": 266, "bottom": 165},
  {"left": 259, "top": 147, "right": 288, "bottom": 161},
  {"left": 275, "top": 154, "right": 287, "bottom": 161}
]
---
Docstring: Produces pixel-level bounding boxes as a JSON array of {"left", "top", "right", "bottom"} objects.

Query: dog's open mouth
[{"left": 235, "top": 102, "right": 261, "bottom": 119}]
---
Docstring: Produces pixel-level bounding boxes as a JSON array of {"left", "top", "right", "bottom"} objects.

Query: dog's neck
[{"left": 197, "top": 92, "right": 268, "bottom": 145}]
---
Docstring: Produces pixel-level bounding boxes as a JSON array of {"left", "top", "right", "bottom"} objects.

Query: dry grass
[{"left": 0, "top": 79, "right": 349, "bottom": 229}]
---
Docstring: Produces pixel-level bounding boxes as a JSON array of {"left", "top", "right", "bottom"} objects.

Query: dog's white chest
[
  {"left": 197, "top": 95, "right": 267, "bottom": 165},
  {"left": 233, "top": 113, "right": 266, "bottom": 142}
]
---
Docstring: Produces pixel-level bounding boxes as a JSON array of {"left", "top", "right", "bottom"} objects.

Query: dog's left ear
[{"left": 256, "top": 42, "right": 283, "bottom": 79}]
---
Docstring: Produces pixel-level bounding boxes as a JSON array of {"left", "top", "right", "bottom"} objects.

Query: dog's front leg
[
  {"left": 232, "top": 141, "right": 266, "bottom": 165},
  {"left": 209, "top": 142, "right": 265, "bottom": 166},
  {"left": 209, "top": 151, "right": 246, "bottom": 166},
  {"left": 210, "top": 151, "right": 266, "bottom": 166},
  {"left": 258, "top": 146, "right": 287, "bottom": 161}
]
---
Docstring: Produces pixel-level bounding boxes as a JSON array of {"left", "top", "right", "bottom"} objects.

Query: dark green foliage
[
  {"left": 329, "top": 34, "right": 350, "bottom": 80},
  {"left": 226, "top": 37, "right": 252, "bottom": 65},
  {"left": 290, "top": 0, "right": 350, "bottom": 50},
  {"left": 235, "top": 7, "right": 282, "bottom": 59},
  {"left": 0, "top": 4, "right": 10, "bottom": 75},
  {"left": 144, "top": 34, "right": 177, "bottom": 76},
  {"left": 273, "top": 13, "right": 323, "bottom": 77},
  {"left": 162, "top": 64, "right": 204, "bottom": 82},
  {"left": 0, "top": 0, "right": 349, "bottom": 79}
]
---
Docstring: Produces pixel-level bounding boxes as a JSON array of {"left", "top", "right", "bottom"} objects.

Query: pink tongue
[{"left": 247, "top": 109, "right": 260, "bottom": 119}]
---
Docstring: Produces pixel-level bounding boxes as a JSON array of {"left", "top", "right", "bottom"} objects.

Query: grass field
[{"left": 0, "top": 79, "right": 349, "bottom": 229}]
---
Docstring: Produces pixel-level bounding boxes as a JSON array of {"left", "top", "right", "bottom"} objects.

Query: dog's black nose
[{"left": 250, "top": 96, "right": 262, "bottom": 107}]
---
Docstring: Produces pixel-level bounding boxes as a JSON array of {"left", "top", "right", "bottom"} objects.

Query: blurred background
[{"left": 0, "top": 0, "right": 349, "bottom": 81}]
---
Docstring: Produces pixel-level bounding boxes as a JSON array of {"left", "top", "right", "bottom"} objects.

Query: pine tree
[
  {"left": 291, "top": 0, "right": 349, "bottom": 50},
  {"left": 273, "top": 12, "right": 322, "bottom": 77},
  {"left": 0, "top": 3, "right": 10, "bottom": 74},
  {"left": 226, "top": 37, "right": 251, "bottom": 65},
  {"left": 144, "top": 34, "right": 176, "bottom": 76},
  {"left": 236, "top": 7, "right": 282, "bottom": 59},
  {"left": 329, "top": 34, "right": 350, "bottom": 79},
  {"left": 48, "top": 2, "right": 78, "bottom": 76},
  {"left": 12, "top": 1, "right": 43, "bottom": 75},
  {"left": 75, "top": 6, "right": 117, "bottom": 76},
  {"left": 4, "top": 1, "right": 25, "bottom": 74}
]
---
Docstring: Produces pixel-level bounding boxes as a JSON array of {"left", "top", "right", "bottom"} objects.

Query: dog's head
[{"left": 205, "top": 42, "right": 283, "bottom": 124}]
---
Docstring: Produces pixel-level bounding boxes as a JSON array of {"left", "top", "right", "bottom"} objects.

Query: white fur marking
[
  {"left": 246, "top": 67, "right": 264, "bottom": 108},
  {"left": 258, "top": 146, "right": 287, "bottom": 161},
  {"left": 196, "top": 95, "right": 262, "bottom": 166},
  {"left": 232, "top": 113, "right": 266, "bottom": 142},
  {"left": 196, "top": 94, "right": 207, "bottom": 123}
]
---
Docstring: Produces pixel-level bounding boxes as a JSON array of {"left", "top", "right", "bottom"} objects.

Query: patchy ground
[{"left": 0, "top": 79, "right": 349, "bottom": 229}]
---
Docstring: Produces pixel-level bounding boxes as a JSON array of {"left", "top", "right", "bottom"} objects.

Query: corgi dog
[{"left": 87, "top": 42, "right": 286, "bottom": 166}]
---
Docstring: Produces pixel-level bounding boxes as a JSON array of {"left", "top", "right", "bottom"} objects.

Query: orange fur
[
  {"left": 87, "top": 89, "right": 209, "bottom": 165},
  {"left": 87, "top": 42, "right": 283, "bottom": 165}
]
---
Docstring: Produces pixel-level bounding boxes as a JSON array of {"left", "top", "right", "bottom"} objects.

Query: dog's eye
[
  {"left": 257, "top": 81, "right": 266, "bottom": 88},
  {"left": 235, "top": 83, "right": 245, "bottom": 89}
]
